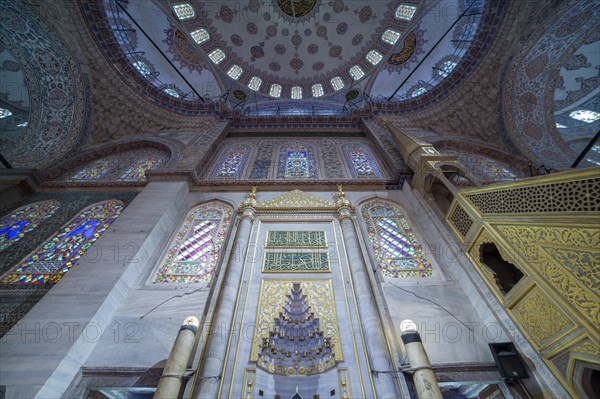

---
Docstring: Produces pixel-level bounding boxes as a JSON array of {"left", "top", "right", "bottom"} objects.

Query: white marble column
[
  {"left": 337, "top": 204, "right": 401, "bottom": 398},
  {"left": 194, "top": 203, "right": 255, "bottom": 398}
]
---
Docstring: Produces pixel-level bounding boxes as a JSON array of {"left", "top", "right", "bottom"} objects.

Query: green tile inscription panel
[
  {"left": 266, "top": 231, "right": 327, "bottom": 248},
  {"left": 263, "top": 253, "right": 330, "bottom": 272}
]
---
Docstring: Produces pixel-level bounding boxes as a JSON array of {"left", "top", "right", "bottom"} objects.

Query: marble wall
[{"left": 0, "top": 183, "right": 521, "bottom": 398}]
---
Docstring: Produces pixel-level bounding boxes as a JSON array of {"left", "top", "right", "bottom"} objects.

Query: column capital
[{"left": 337, "top": 206, "right": 354, "bottom": 221}]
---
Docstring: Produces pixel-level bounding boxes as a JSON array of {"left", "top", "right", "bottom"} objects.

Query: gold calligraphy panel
[{"left": 251, "top": 279, "right": 342, "bottom": 362}]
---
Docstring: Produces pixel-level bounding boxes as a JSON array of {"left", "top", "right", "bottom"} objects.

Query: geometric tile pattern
[{"left": 447, "top": 204, "right": 474, "bottom": 238}]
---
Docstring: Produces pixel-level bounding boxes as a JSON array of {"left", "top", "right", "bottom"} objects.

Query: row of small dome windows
[
  {"left": 168, "top": 3, "right": 416, "bottom": 99},
  {"left": 172, "top": 3, "right": 417, "bottom": 22}
]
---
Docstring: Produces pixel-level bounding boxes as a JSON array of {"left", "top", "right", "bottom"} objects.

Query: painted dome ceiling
[{"left": 79, "top": 0, "right": 496, "bottom": 115}]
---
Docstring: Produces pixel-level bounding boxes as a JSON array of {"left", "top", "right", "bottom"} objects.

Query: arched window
[
  {"left": 276, "top": 142, "right": 318, "bottom": 179},
  {"left": 342, "top": 144, "right": 384, "bottom": 178},
  {"left": 69, "top": 158, "right": 119, "bottom": 181},
  {"left": 361, "top": 200, "right": 433, "bottom": 278},
  {"left": 0, "top": 200, "right": 61, "bottom": 250},
  {"left": 209, "top": 145, "right": 251, "bottom": 179},
  {"left": 475, "top": 158, "right": 516, "bottom": 180},
  {"left": 442, "top": 150, "right": 517, "bottom": 182},
  {"left": 118, "top": 157, "right": 164, "bottom": 181},
  {"left": 153, "top": 202, "right": 232, "bottom": 284},
  {"left": 1, "top": 200, "right": 124, "bottom": 285}
]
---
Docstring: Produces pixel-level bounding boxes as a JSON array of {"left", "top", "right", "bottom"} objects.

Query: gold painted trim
[
  {"left": 241, "top": 368, "right": 256, "bottom": 399},
  {"left": 457, "top": 167, "right": 600, "bottom": 195},
  {"left": 332, "top": 220, "right": 369, "bottom": 398},
  {"left": 350, "top": 216, "right": 406, "bottom": 398},
  {"left": 338, "top": 368, "right": 352, "bottom": 399},
  {"left": 218, "top": 219, "right": 262, "bottom": 398}
]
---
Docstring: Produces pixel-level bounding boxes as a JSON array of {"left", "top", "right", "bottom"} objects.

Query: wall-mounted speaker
[{"left": 489, "top": 342, "right": 530, "bottom": 380}]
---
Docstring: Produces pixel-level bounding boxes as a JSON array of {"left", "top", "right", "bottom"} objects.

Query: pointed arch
[
  {"left": 63, "top": 148, "right": 168, "bottom": 182},
  {"left": 1, "top": 200, "right": 124, "bottom": 285},
  {"left": 117, "top": 156, "right": 165, "bottom": 181},
  {"left": 69, "top": 158, "right": 119, "bottom": 180},
  {"left": 153, "top": 201, "right": 233, "bottom": 284},
  {"left": 0, "top": 200, "right": 61, "bottom": 250},
  {"left": 360, "top": 199, "right": 433, "bottom": 278},
  {"left": 276, "top": 141, "right": 319, "bottom": 179}
]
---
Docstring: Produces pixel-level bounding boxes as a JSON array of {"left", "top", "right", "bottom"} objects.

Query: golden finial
[
  {"left": 337, "top": 183, "right": 345, "bottom": 198},
  {"left": 249, "top": 185, "right": 257, "bottom": 199}
]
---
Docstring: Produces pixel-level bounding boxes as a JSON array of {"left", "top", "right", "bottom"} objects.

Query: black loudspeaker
[{"left": 489, "top": 342, "right": 530, "bottom": 380}]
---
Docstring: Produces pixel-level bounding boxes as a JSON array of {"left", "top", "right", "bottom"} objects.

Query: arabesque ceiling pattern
[{"left": 0, "top": 0, "right": 596, "bottom": 174}]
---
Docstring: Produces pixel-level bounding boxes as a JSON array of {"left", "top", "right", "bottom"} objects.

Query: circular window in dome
[{"left": 276, "top": 0, "right": 317, "bottom": 18}]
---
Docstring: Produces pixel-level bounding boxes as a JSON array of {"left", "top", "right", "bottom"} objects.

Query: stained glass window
[
  {"left": 362, "top": 201, "right": 433, "bottom": 278},
  {"left": 412, "top": 87, "right": 427, "bottom": 97},
  {"left": 331, "top": 76, "right": 345, "bottom": 91},
  {"left": 349, "top": 65, "right": 365, "bottom": 80},
  {"left": 133, "top": 61, "right": 151, "bottom": 76},
  {"left": 1, "top": 200, "right": 124, "bottom": 285},
  {"left": 0, "top": 200, "right": 61, "bottom": 250},
  {"left": 276, "top": 142, "right": 318, "bottom": 179},
  {"left": 164, "top": 88, "right": 180, "bottom": 98},
  {"left": 270, "top": 84, "right": 282, "bottom": 98},
  {"left": 173, "top": 4, "right": 195, "bottom": 20},
  {"left": 395, "top": 5, "right": 417, "bottom": 20},
  {"left": 476, "top": 158, "right": 516, "bottom": 180},
  {"left": 153, "top": 202, "right": 232, "bottom": 284},
  {"left": 0, "top": 108, "right": 12, "bottom": 118},
  {"left": 438, "top": 60, "right": 457, "bottom": 78},
  {"left": 208, "top": 49, "right": 226, "bottom": 64},
  {"left": 227, "top": 64, "right": 243, "bottom": 80},
  {"left": 191, "top": 28, "right": 209, "bottom": 44},
  {"left": 366, "top": 50, "right": 383, "bottom": 65},
  {"left": 382, "top": 29, "right": 401, "bottom": 45},
  {"left": 248, "top": 76, "right": 262, "bottom": 91},
  {"left": 118, "top": 157, "right": 164, "bottom": 181},
  {"left": 210, "top": 145, "right": 250, "bottom": 179},
  {"left": 69, "top": 158, "right": 119, "bottom": 181},
  {"left": 291, "top": 86, "right": 303, "bottom": 99},
  {"left": 342, "top": 144, "right": 383, "bottom": 178},
  {"left": 569, "top": 109, "right": 600, "bottom": 123},
  {"left": 311, "top": 83, "right": 324, "bottom": 98}
]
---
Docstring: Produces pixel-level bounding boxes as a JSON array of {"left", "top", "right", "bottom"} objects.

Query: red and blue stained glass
[
  {"left": 277, "top": 142, "right": 318, "bottom": 179},
  {"left": 69, "top": 158, "right": 118, "bottom": 180},
  {"left": 1, "top": 200, "right": 124, "bottom": 285},
  {"left": 0, "top": 200, "right": 61, "bottom": 250},
  {"left": 118, "top": 157, "right": 164, "bottom": 181},
  {"left": 154, "top": 202, "right": 232, "bottom": 284},
  {"left": 362, "top": 200, "right": 433, "bottom": 278},
  {"left": 342, "top": 144, "right": 383, "bottom": 178},
  {"left": 210, "top": 145, "right": 250, "bottom": 179},
  {"left": 476, "top": 158, "right": 515, "bottom": 180}
]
